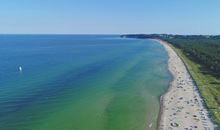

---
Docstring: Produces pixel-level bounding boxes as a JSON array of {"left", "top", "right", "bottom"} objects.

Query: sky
[{"left": 0, "top": 0, "right": 220, "bottom": 35}]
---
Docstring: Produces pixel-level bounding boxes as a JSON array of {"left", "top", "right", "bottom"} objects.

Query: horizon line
[{"left": 0, "top": 33, "right": 219, "bottom": 36}]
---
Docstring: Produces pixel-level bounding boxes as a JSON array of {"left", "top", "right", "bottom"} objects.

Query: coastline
[{"left": 156, "top": 39, "right": 215, "bottom": 130}]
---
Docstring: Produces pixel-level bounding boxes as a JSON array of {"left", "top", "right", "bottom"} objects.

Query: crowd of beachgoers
[{"left": 158, "top": 40, "right": 215, "bottom": 130}]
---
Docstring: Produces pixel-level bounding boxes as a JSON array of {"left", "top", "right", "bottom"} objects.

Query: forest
[{"left": 162, "top": 36, "right": 220, "bottom": 77}]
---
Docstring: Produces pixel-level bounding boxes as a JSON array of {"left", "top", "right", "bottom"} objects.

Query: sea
[{"left": 0, "top": 35, "right": 171, "bottom": 130}]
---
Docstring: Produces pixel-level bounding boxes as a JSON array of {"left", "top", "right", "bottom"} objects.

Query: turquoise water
[{"left": 0, "top": 35, "right": 171, "bottom": 130}]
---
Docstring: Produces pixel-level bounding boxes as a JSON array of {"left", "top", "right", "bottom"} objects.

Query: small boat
[{"left": 19, "top": 66, "right": 22, "bottom": 72}]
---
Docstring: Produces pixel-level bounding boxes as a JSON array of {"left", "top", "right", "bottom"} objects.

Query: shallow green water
[{"left": 0, "top": 35, "right": 171, "bottom": 130}]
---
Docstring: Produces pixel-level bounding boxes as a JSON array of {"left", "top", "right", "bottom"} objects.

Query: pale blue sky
[{"left": 0, "top": 0, "right": 220, "bottom": 34}]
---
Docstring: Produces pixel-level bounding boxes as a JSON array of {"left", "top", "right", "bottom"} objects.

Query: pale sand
[{"left": 156, "top": 39, "right": 216, "bottom": 130}]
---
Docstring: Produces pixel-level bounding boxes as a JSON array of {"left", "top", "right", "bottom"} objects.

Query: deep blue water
[{"left": 0, "top": 35, "right": 171, "bottom": 130}]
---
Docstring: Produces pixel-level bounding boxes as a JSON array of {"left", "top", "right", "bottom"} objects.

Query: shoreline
[{"left": 156, "top": 39, "right": 215, "bottom": 130}]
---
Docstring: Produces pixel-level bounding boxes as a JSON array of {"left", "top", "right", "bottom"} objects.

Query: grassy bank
[{"left": 167, "top": 42, "right": 220, "bottom": 128}]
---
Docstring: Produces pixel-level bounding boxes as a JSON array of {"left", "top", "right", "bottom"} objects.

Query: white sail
[{"left": 19, "top": 66, "right": 22, "bottom": 72}]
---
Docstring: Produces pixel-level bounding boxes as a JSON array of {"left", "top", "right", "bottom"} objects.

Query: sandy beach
[{"left": 157, "top": 40, "right": 216, "bottom": 130}]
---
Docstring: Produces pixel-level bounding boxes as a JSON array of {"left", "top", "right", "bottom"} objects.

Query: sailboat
[{"left": 19, "top": 66, "right": 22, "bottom": 72}]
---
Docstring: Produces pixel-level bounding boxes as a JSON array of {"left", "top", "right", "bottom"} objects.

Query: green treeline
[
  {"left": 122, "top": 34, "right": 220, "bottom": 77},
  {"left": 164, "top": 36, "right": 220, "bottom": 77}
]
